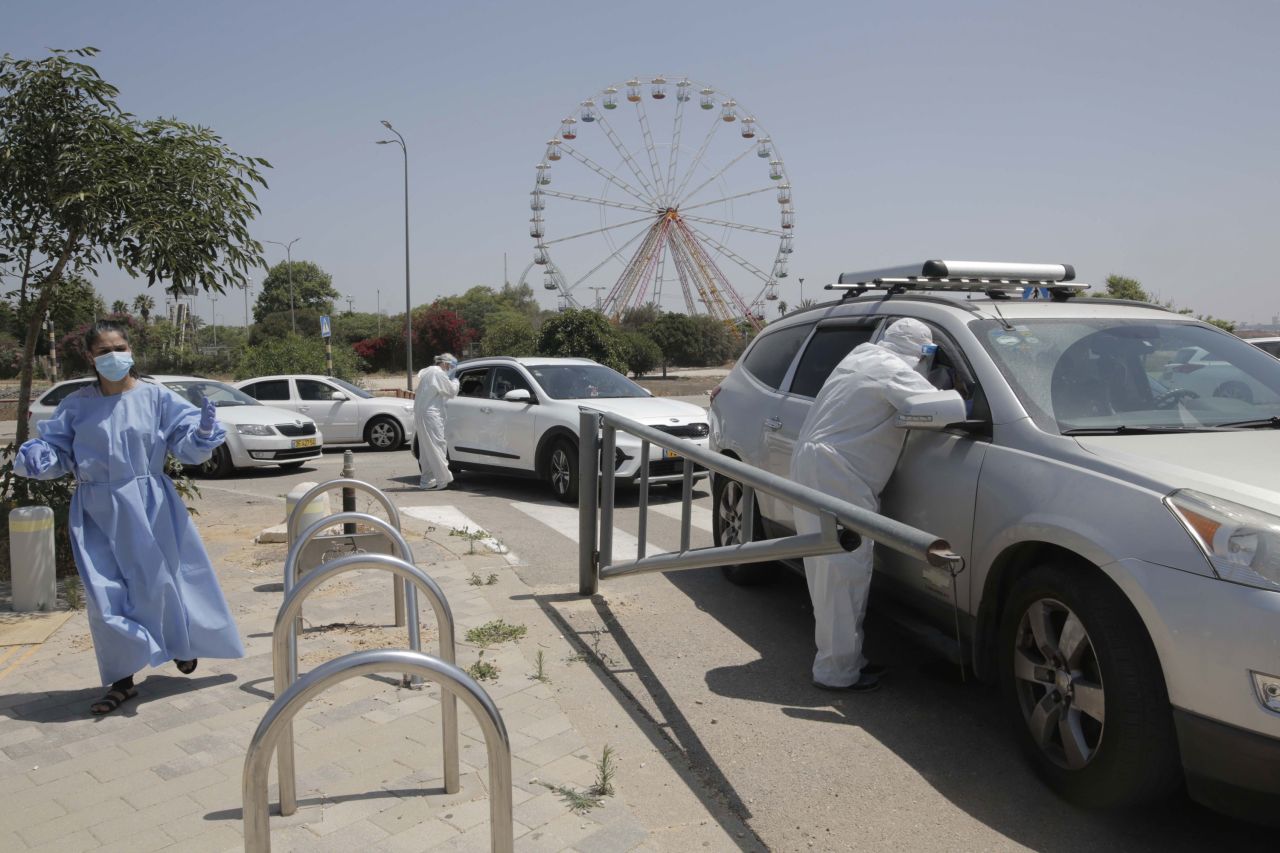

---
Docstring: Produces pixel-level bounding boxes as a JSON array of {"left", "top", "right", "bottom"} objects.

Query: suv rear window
[
  {"left": 242, "top": 380, "right": 289, "bottom": 401},
  {"left": 41, "top": 380, "right": 93, "bottom": 407},
  {"left": 742, "top": 323, "right": 812, "bottom": 390},
  {"left": 788, "top": 325, "right": 877, "bottom": 397}
]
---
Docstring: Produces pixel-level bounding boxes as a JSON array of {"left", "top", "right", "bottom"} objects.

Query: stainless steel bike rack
[
  {"left": 286, "top": 478, "right": 408, "bottom": 626},
  {"left": 272, "top": 552, "right": 460, "bottom": 815},
  {"left": 578, "top": 408, "right": 964, "bottom": 595},
  {"left": 243, "top": 649, "right": 512, "bottom": 853}
]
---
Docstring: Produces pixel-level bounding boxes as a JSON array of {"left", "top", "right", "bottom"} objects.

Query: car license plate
[
  {"left": 292, "top": 438, "right": 316, "bottom": 449},
  {"left": 663, "top": 448, "right": 681, "bottom": 459}
]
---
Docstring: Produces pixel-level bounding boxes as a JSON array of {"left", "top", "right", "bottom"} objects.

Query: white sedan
[
  {"left": 27, "top": 375, "right": 324, "bottom": 477},
  {"left": 234, "top": 374, "right": 415, "bottom": 451}
]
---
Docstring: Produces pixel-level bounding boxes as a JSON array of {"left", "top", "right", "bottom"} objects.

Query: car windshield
[
  {"left": 163, "top": 380, "right": 260, "bottom": 408},
  {"left": 972, "top": 319, "right": 1280, "bottom": 433},
  {"left": 329, "top": 378, "right": 373, "bottom": 399},
  {"left": 527, "top": 365, "right": 647, "bottom": 400}
]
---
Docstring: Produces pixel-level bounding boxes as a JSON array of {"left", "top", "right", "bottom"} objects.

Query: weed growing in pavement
[
  {"left": 530, "top": 649, "right": 550, "bottom": 683},
  {"left": 465, "top": 572, "right": 497, "bottom": 586},
  {"left": 467, "top": 652, "right": 500, "bottom": 682},
  {"left": 466, "top": 619, "right": 527, "bottom": 647},
  {"left": 62, "top": 577, "right": 83, "bottom": 610},
  {"left": 449, "top": 525, "right": 489, "bottom": 555},
  {"left": 563, "top": 629, "right": 615, "bottom": 668},
  {"left": 537, "top": 743, "right": 618, "bottom": 814}
]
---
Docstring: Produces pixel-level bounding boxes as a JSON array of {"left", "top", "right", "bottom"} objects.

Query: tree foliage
[
  {"left": 1093, "top": 274, "right": 1151, "bottom": 302},
  {"left": 0, "top": 47, "right": 270, "bottom": 445},
  {"left": 481, "top": 309, "right": 538, "bottom": 357},
  {"left": 413, "top": 304, "right": 475, "bottom": 365},
  {"left": 252, "top": 260, "right": 338, "bottom": 324},
  {"left": 619, "top": 331, "right": 661, "bottom": 378},
  {"left": 536, "top": 308, "right": 625, "bottom": 372},
  {"left": 233, "top": 334, "right": 358, "bottom": 381}
]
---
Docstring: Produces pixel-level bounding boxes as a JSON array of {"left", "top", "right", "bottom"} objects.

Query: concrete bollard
[
  {"left": 9, "top": 506, "right": 57, "bottom": 612},
  {"left": 285, "top": 482, "right": 330, "bottom": 543}
]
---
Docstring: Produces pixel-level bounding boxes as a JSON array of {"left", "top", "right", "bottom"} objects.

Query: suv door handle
[
  {"left": 764, "top": 417, "right": 782, "bottom": 431},
  {"left": 480, "top": 406, "right": 493, "bottom": 414}
]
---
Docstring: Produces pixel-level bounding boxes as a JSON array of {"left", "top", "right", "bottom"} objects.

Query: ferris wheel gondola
[{"left": 521, "top": 76, "right": 793, "bottom": 331}]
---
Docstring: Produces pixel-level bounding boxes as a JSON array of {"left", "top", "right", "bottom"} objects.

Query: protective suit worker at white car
[
  {"left": 790, "top": 318, "right": 962, "bottom": 691},
  {"left": 414, "top": 353, "right": 459, "bottom": 490}
]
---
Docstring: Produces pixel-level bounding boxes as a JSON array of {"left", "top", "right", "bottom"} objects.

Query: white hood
[
  {"left": 1076, "top": 431, "right": 1280, "bottom": 515},
  {"left": 574, "top": 396, "right": 707, "bottom": 423}
]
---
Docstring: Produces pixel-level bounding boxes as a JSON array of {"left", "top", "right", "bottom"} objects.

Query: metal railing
[
  {"left": 577, "top": 409, "right": 963, "bottom": 595},
  {"left": 273, "top": 552, "right": 459, "bottom": 815},
  {"left": 242, "top": 649, "right": 512, "bottom": 853},
  {"left": 286, "top": 478, "right": 408, "bottom": 626}
]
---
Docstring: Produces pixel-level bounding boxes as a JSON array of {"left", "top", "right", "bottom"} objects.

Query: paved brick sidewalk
[{"left": 0, "top": 504, "right": 722, "bottom": 851}]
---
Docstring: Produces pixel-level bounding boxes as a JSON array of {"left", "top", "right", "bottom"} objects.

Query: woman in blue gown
[{"left": 14, "top": 321, "right": 244, "bottom": 714}]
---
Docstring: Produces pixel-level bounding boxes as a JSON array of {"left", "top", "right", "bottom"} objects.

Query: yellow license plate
[
  {"left": 663, "top": 448, "right": 681, "bottom": 459},
  {"left": 292, "top": 438, "right": 316, "bottom": 449}
]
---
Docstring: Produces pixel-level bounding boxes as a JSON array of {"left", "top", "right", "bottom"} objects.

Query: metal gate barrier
[
  {"left": 242, "top": 649, "right": 513, "bottom": 853},
  {"left": 576, "top": 408, "right": 964, "bottom": 594}
]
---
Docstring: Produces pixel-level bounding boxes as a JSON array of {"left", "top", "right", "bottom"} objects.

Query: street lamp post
[
  {"left": 264, "top": 238, "right": 301, "bottom": 334},
  {"left": 210, "top": 294, "right": 218, "bottom": 348},
  {"left": 798, "top": 277, "right": 805, "bottom": 306},
  {"left": 377, "top": 121, "right": 413, "bottom": 391}
]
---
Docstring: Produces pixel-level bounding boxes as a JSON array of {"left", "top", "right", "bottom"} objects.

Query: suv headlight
[
  {"left": 236, "top": 424, "right": 276, "bottom": 436},
  {"left": 1165, "top": 489, "right": 1280, "bottom": 592}
]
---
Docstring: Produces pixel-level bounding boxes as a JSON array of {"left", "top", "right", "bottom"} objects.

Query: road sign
[{"left": 320, "top": 315, "right": 331, "bottom": 338}]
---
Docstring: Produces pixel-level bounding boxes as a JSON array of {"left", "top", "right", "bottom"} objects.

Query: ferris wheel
[{"left": 523, "top": 76, "right": 793, "bottom": 330}]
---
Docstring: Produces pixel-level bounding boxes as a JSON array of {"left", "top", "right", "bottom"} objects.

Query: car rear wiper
[
  {"left": 1213, "top": 416, "right": 1280, "bottom": 429},
  {"left": 1061, "top": 425, "right": 1234, "bottom": 435}
]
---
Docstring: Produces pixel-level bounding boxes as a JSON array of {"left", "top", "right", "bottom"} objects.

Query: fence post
[{"left": 578, "top": 409, "right": 600, "bottom": 596}]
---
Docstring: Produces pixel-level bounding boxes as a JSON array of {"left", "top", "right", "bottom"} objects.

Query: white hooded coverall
[
  {"left": 414, "top": 364, "right": 460, "bottom": 489},
  {"left": 790, "top": 318, "right": 959, "bottom": 687}
]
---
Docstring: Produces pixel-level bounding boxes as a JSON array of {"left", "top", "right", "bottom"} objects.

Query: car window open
[
  {"left": 297, "top": 379, "right": 336, "bottom": 401},
  {"left": 491, "top": 366, "right": 533, "bottom": 400},
  {"left": 457, "top": 368, "right": 491, "bottom": 398}
]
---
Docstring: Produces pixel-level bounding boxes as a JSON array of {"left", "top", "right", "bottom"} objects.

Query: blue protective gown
[{"left": 15, "top": 380, "right": 244, "bottom": 685}]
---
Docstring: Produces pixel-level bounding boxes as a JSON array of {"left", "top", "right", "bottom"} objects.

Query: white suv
[
  {"left": 423, "top": 356, "right": 710, "bottom": 501},
  {"left": 709, "top": 261, "right": 1280, "bottom": 821}
]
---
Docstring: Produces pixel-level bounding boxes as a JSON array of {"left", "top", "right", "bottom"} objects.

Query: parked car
[
  {"left": 709, "top": 260, "right": 1280, "bottom": 821},
  {"left": 234, "top": 374, "right": 414, "bottom": 451},
  {"left": 1157, "top": 344, "right": 1280, "bottom": 405},
  {"left": 416, "top": 356, "right": 709, "bottom": 502},
  {"left": 28, "top": 375, "right": 323, "bottom": 476},
  {"left": 1246, "top": 336, "right": 1280, "bottom": 358}
]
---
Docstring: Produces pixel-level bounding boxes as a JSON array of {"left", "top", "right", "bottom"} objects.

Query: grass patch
[
  {"left": 466, "top": 619, "right": 527, "bottom": 647},
  {"left": 537, "top": 744, "right": 618, "bottom": 814},
  {"left": 467, "top": 653, "right": 500, "bottom": 682},
  {"left": 467, "top": 572, "right": 499, "bottom": 587}
]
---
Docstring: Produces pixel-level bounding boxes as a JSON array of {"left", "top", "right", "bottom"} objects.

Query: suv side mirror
[
  {"left": 503, "top": 388, "right": 534, "bottom": 404},
  {"left": 895, "top": 391, "right": 967, "bottom": 431},
  {"left": 330, "top": 391, "right": 348, "bottom": 401}
]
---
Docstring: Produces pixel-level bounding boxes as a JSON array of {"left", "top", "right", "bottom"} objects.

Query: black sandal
[
  {"left": 91, "top": 681, "right": 137, "bottom": 715},
  {"left": 175, "top": 658, "right": 198, "bottom": 675}
]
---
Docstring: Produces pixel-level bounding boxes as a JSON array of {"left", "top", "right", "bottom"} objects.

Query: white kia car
[
  {"left": 234, "top": 374, "right": 414, "bottom": 451},
  {"left": 417, "top": 356, "right": 710, "bottom": 501},
  {"left": 28, "top": 375, "right": 323, "bottom": 476}
]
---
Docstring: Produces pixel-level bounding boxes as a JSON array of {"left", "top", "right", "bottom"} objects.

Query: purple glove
[
  {"left": 16, "top": 440, "right": 57, "bottom": 476},
  {"left": 198, "top": 397, "right": 218, "bottom": 437}
]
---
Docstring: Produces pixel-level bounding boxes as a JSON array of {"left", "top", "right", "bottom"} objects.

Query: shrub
[
  {"left": 233, "top": 334, "right": 359, "bottom": 381},
  {"left": 619, "top": 331, "right": 661, "bottom": 378},
  {"left": 537, "top": 309, "right": 625, "bottom": 372},
  {"left": 481, "top": 311, "right": 538, "bottom": 357}
]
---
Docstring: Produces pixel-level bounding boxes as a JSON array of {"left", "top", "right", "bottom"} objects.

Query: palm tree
[
  {"left": 132, "top": 293, "right": 155, "bottom": 324},
  {"left": 777, "top": 300, "right": 788, "bottom": 316},
  {"left": 111, "top": 299, "right": 129, "bottom": 316}
]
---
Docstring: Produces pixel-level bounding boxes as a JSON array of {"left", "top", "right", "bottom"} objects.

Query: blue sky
[{"left": 6, "top": 0, "right": 1278, "bottom": 327}]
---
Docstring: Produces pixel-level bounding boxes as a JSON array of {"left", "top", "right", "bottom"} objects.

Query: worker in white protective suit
[
  {"left": 790, "top": 318, "right": 961, "bottom": 692},
  {"left": 414, "top": 353, "right": 460, "bottom": 490}
]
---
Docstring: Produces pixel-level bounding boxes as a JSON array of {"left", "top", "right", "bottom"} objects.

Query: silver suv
[{"left": 708, "top": 261, "right": 1280, "bottom": 820}]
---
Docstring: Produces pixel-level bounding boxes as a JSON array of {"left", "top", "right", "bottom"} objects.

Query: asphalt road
[{"left": 200, "top": 443, "right": 1273, "bottom": 852}]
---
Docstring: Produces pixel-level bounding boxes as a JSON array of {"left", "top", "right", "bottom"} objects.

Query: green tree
[
  {"left": 0, "top": 47, "right": 268, "bottom": 444},
  {"left": 252, "top": 260, "right": 337, "bottom": 325},
  {"left": 777, "top": 300, "right": 788, "bottom": 316},
  {"left": 688, "top": 315, "right": 736, "bottom": 366},
  {"left": 618, "top": 303, "right": 661, "bottom": 332},
  {"left": 619, "top": 331, "right": 661, "bottom": 378},
  {"left": 647, "top": 312, "right": 698, "bottom": 375},
  {"left": 536, "top": 308, "right": 625, "bottom": 372},
  {"left": 131, "top": 293, "right": 155, "bottom": 323},
  {"left": 1093, "top": 274, "right": 1150, "bottom": 302},
  {"left": 111, "top": 299, "right": 128, "bottom": 315},
  {"left": 234, "top": 334, "right": 358, "bottom": 381},
  {"left": 481, "top": 309, "right": 538, "bottom": 356}
]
